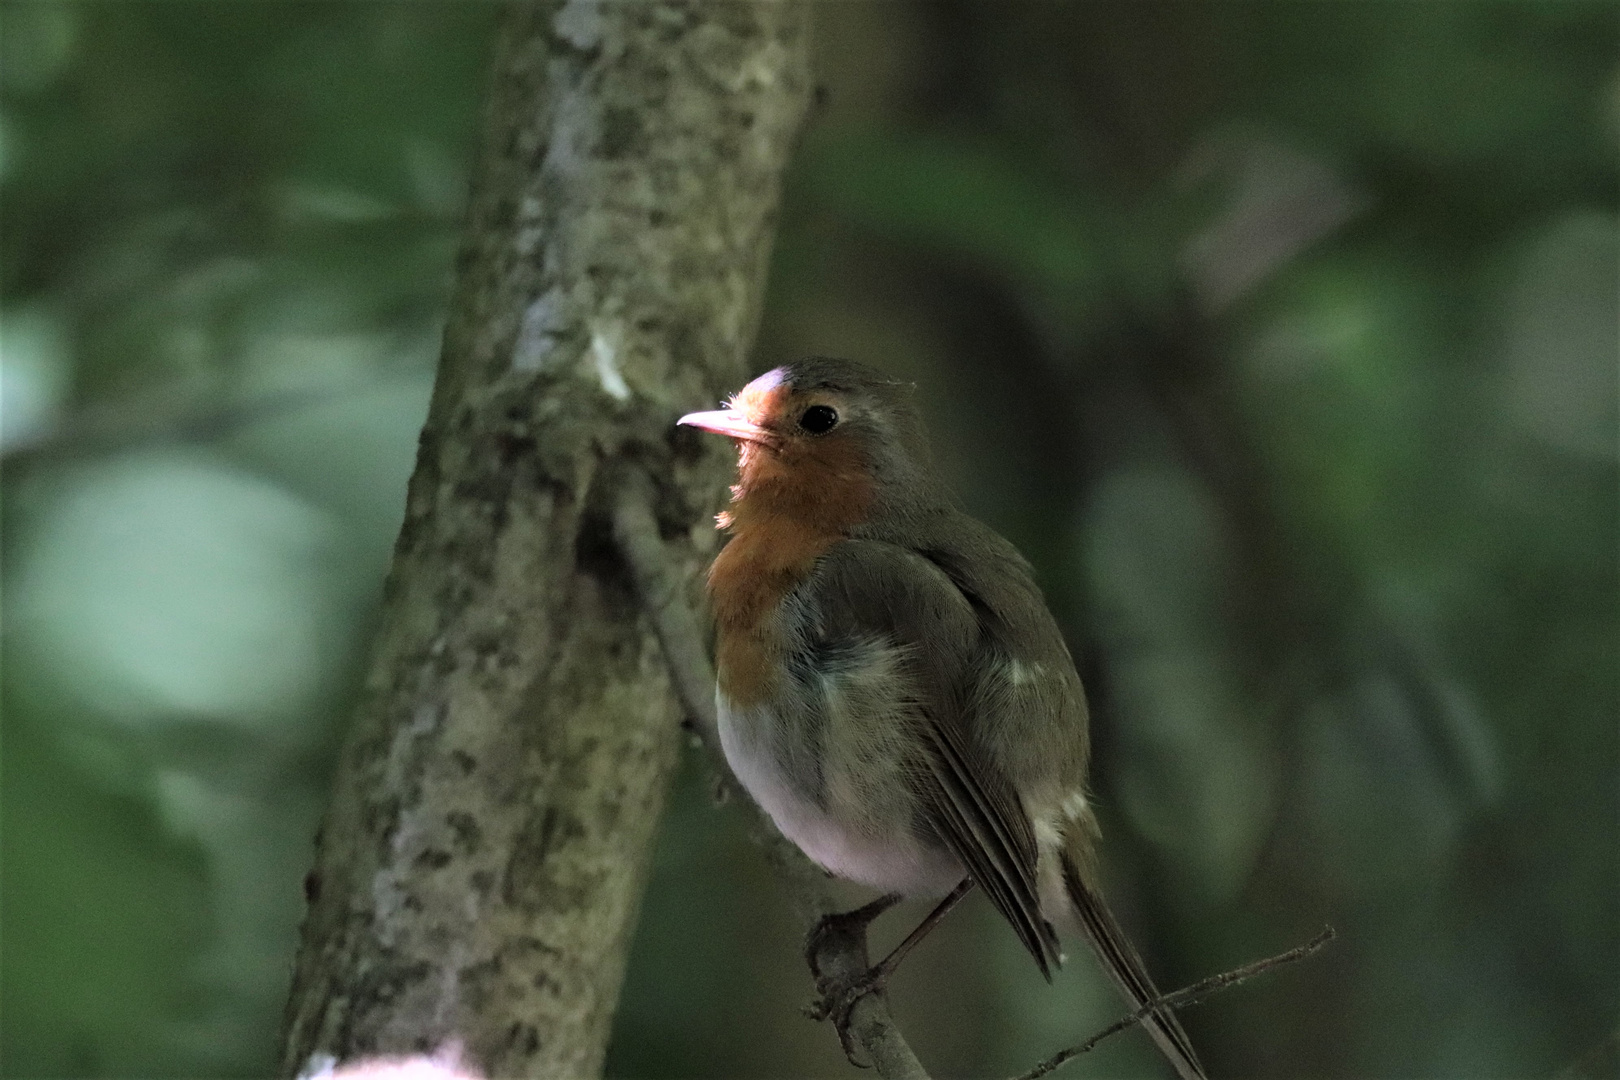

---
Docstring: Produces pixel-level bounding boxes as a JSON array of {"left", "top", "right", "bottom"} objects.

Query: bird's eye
[{"left": 797, "top": 404, "right": 839, "bottom": 434}]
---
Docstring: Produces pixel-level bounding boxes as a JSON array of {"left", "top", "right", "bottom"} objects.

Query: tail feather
[{"left": 1060, "top": 852, "right": 1208, "bottom": 1080}]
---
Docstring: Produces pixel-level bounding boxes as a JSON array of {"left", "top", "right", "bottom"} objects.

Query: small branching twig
[
  {"left": 1014, "top": 926, "right": 1337, "bottom": 1080},
  {"left": 611, "top": 470, "right": 725, "bottom": 744}
]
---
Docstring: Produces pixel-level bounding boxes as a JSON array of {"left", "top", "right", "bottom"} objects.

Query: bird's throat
[{"left": 707, "top": 441, "right": 874, "bottom": 706}]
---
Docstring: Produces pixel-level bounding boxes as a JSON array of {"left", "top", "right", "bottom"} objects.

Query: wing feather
[
  {"left": 1062, "top": 853, "right": 1207, "bottom": 1080},
  {"left": 923, "top": 717, "right": 1061, "bottom": 976},
  {"left": 806, "top": 540, "right": 1059, "bottom": 976}
]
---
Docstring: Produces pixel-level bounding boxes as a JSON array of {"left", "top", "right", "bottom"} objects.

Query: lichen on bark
[{"left": 279, "top": 3, "right": 811, "bottom": 1076}]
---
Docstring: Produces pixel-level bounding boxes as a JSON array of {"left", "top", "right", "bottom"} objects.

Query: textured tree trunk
[{"left": 279, "top": 3, "right": 811, "bottom": 1077}]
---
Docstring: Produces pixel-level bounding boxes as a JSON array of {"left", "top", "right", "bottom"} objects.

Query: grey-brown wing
[{"left": 806, "top": 540, "right": 1062, "bottom": 977}]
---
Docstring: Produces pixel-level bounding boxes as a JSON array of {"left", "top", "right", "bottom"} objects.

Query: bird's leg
[
  {"left": 805, "top": 879, "right": 975, "bottom": 1064},
  {"left": 803, "top": 891, "right": 903, "bottom": 982},
  {"left": 868, "top": 877, "right": 974, "bottom": 985}
]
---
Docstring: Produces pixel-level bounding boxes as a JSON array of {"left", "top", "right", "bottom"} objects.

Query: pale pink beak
[{"left": 677, "top": 408, "right": 770, "bottom": 443}]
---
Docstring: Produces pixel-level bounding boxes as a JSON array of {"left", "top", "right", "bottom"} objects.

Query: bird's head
[{"left": 679, "top": 358, "right": 941, "bottom": 531}]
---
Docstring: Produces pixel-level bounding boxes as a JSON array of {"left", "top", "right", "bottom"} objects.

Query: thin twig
[
  {"left": 1014, "top": 926, "right": 1337, "bottom": 1080},
  {"left": 612, "top": 472, "right": 932, "bottom": 1080},
  {"left": 611, "top": 470, "right": 724, "bottom": 744}
]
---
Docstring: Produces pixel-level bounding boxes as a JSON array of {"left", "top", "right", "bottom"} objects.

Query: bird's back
[{"left": 856, "top": 505, "right": 1092, "bottom": 806}]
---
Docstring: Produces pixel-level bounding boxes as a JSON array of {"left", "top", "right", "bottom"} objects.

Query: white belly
[{"left": 717, "top": 690, "right": 962, "bottom": 897}]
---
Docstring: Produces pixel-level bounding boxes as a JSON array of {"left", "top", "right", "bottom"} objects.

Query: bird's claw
[
  {"left": 804, "top": 966, "right": 886, "bottom": 1067},
  {"left": 802, "top": 897, "right": 901, "bottom": 1068}
]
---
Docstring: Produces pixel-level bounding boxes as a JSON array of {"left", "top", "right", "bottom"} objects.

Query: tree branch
[
  {"left": 1014, "top": 926, "right": 1337, "bottom": 1080},
  {"left": 279, "top": 3, "right": 811, "bottom": 1077}
]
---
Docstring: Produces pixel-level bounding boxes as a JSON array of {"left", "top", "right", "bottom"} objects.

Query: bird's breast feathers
[
  {"left": 707, "top": 515, "right": 842, "bottom": 708},
  {"left": 717, "top": 636, "right": 964, "bottom": 897}
]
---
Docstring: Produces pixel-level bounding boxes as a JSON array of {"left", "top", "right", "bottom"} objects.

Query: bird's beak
[{"left": 677, "top": 408, "right": 770, "bottom": 443}]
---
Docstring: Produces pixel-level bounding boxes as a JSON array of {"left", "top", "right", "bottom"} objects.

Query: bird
[{"left": 678, "top": 357, "right": 1207, "bottom": 1080}]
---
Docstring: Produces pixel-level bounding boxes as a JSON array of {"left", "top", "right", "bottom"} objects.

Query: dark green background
[{"left": 3, "top": 3, "right": 1615, "bottom": 1077}]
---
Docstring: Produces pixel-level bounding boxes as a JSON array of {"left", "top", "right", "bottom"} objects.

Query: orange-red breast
[{"left": 679, "top": 358, "right": 1206, "bottom": 1080}]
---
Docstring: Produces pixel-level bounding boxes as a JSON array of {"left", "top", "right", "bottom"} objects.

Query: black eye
[{"left": 797, "top": 404, "right": 839, "bottom": 434}]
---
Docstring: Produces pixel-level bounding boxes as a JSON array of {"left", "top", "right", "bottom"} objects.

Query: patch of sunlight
[
  {"left": 7, "top": 449, "right": 343, "bottom": 729},
  {"left": 0, "top": 303, "right": 72, "bottom": 451}
]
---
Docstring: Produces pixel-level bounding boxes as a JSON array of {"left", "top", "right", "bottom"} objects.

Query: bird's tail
[{"left": 1060, "top": 847, "right": 1208, "bottom": 1080}]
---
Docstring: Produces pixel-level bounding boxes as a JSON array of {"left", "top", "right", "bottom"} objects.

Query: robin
[{"left": 679, "top": 358, "right": 1206, "bottom": 1080}]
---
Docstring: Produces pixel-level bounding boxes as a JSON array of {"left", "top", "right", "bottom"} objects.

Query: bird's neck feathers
[
  {"left": 706, "top": 436, "right": 878, "bottom": 706},
  {"left": 722, "top": 435, "right": 875, "bottom": 536}
]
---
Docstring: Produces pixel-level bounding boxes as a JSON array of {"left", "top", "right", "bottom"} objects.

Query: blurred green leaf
[
  {"left": 1, "top": 713, "right": 211, "bottom": 1078},
  {"left": 798, "top": 130, "right": 1112, "bottom": 321},
  {"left": 1083, "top": 464, "right": 1278, "bottom": 906},
  {"left": 1500, "top": 210, "right": 1619, "bottom": 460}
]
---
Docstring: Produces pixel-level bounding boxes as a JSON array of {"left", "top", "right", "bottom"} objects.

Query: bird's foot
[
  {"left": 802, "top": 893, "right": 901, "bottom": 976},
  {"left": 804, "top": 964, "right": 891, "bottom": 1066},
  {"left": 802, "top": 894, "right": 902, "bottom": 1067}
]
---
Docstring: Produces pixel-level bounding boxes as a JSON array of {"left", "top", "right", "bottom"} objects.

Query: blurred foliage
[{"left": 2, "top": 3, "right": 1615, "bottom": 1079}]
